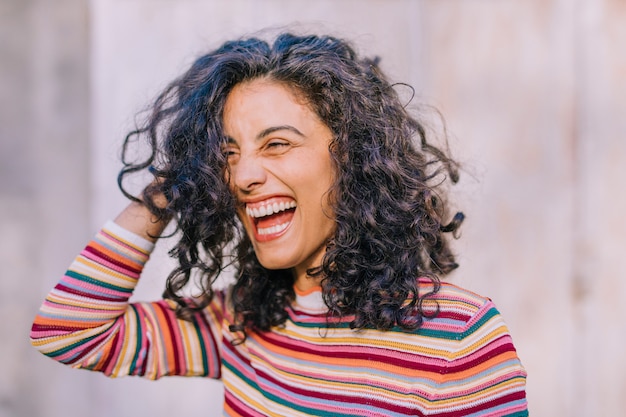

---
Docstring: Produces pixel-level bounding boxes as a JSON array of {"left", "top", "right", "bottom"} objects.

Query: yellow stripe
[
  {"left": 73, "top": 257, "right": 137, "bottom": 286},
  {"left": 111, "top": 309, "right": 134, "bottom": 377},
  {"left": 99, "top": 229, "right": 151, "bottom": 257},
  {"left": 223, "top": 368, "right": 272, "bottom": 415}
]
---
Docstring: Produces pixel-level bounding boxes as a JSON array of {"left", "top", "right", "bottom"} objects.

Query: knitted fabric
[{"left": 31, "top": 222, "right": 528, "bottom": 416}]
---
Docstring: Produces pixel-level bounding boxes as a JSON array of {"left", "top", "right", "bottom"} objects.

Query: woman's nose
[{"left": 231, "top": 154, "right": 267, "bottom": 192}]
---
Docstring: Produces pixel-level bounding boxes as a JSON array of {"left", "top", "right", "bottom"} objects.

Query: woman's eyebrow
[
  {"left": 223, "top": 125, "right": 305, "bottom": 144},
  {"left": 256, "top": 125, "right": 305, "bottom": 140}
]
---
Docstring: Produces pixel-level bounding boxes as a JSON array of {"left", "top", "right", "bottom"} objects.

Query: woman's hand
[{"left": 114, "top": 197, "right": 170, "bottom": 243}]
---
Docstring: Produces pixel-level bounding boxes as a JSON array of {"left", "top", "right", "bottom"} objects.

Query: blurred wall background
[{"left": 2, "top": 0, "right": 625, "bottom": 416}]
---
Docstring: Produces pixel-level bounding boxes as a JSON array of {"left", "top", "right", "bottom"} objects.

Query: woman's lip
[
  {"left": 238, "top": 196, "right": 297, "bottom": 242},
  {"left": 253, "top": 217, "right": 293, "bottom": 242},
  {"left": 248, "top": 205, "right": 297, "bottom": 243},
  {"left": 243, "top": 196, "right": 296, "bottom": 209}
]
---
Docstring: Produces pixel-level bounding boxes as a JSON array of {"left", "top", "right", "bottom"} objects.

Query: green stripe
[
  {"left": 52, "top": 333, "right": 100, "bottom": 359},
  {"left": 415, "top": 306, "right": 500, "bottom": 340},
  {"left": 66, "top": 270, "right": 133, "bottom": 293},
  {"left": 193, "top": 319, "right": 210, "bottom": 376},
  {"left": 506, "top": 411, "right": 529, "bottom": 417},
  {"left": 223, "top": 359, "right": 261, "bottom": 391},
  {"left": 289, "top": 307, "right": 501, "bottom": 342},
  {"left": 223, "top": 361, "right": 363, "bottom": 417},
  {"left": 128, "top": 305, "right": 141, "bottom": 374},
  {"left": 294, "top": 321, "right": 352, "bottom": 329}
]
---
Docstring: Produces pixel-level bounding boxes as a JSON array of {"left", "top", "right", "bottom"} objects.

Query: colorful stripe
[{"left": 31, "top": 222, "right": 527, "bottom": 416}]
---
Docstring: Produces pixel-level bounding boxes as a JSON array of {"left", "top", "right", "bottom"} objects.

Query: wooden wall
[{"left": 2, "top": 1, "right": 625, "bottom": 415}]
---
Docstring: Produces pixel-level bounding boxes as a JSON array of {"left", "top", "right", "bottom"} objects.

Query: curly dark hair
[{"left": 118, "top": 32, "right": 464, "bottom": 337}]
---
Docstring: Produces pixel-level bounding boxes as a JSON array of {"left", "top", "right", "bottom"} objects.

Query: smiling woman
[
  {"left": 30, "top": 33, "right": 528, "bottom": 416},
  {"left": 223, "top": 80, "right": 336, "bottom": 285}
]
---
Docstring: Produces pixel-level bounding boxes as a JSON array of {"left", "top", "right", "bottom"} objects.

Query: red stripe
[
  {"left": 69, "top": 332, "right": 108, "bottom": 362},
  {"left": 434, "top": 390, "right": 527, "bottom": 417},
  {"left": 100, "top": 229, "right": 148, "bottom": 254},
  {"left": 138, "top": 335, "right": 150, "bottom": 376},
  {"left": 254, "top": 330, "right": 449, "bottom": 372},
  {"left": 252, "top": 332, "right": 517, "bottom": 387},
  {"left": 194, "top": 301, "right": 223, "bottom": 377},
  {"left": 31, "top": 323, "right": 83, "bottom": 332},
  {"left": 83, "top": 245, "right": 141, "bottom": 275},
  {"left": 432, "top": 310, "right": 473, "bottom": 321},
  {"left": 224, "top": 336, "right": 252, "bottom": 368},
  {"left": 254, "top": 368, "right": 421, "bottom": 415},
  {"left": 55, "top": 283, "right": 125, "bottom": 302},
  {"left": 225, "top": 390, "right": 256, "bottom": 416},
  {"left": 101, "top": 331, "right": 120, "bottom": 373},
  {"left": 155, "top": 302, "right": 181, "bottom": 375},
  {"left": 254, "top": 367, "right": 525, "bottom": 416},
  {"left": 444, "top": 338, "right": 517, "bottom": 374}
]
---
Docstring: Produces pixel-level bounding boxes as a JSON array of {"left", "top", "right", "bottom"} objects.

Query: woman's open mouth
[{"left": 245, "top": 198, "right": 297, "bottom": 241}]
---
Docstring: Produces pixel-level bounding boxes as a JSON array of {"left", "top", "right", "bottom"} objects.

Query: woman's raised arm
[{"left": 29, "top": 203, "right": 224, "bottom": 379}]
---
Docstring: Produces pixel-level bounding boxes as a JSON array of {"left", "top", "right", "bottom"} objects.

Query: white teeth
[
  {"left": 257, "top": 222, "right": 290, "bottom": 235},
  {"left": 246, "top": 201, "right": 296, "bottom": 218}
]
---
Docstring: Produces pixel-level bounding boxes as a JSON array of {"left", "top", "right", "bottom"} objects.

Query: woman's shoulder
[
  {"left": 418, "top": 277, "right": 505, "bottom": 335},
  {"left": 421, "top": 277, "right": 491, "bottom": 306}
]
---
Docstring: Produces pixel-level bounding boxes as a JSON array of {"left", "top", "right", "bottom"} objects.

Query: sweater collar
[{"left": 293, "top": 285, "right": 327, "bottom": 313}]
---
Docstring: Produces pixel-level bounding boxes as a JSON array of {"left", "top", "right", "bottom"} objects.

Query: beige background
[{"left": 2, "top": 0, "right": 625, "bottom": 416}]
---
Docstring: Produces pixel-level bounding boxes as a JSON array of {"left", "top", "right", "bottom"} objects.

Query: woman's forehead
[{"left": 222, "top": 79, "right": 328, "bottom": 141}]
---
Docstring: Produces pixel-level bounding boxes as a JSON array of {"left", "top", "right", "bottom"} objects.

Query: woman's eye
[
  {"left": 222, "top": 148, "right": 239, "bottom": 159},
  {"left": 266, "top": 141, "right": 289, "bottom": 151}
]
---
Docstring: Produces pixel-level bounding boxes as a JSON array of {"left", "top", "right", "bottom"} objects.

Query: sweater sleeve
[
  {"left": 30, "top": 221, "right": 223, "bottom": 380},
  {"left": 441, "top": 299, "right": 528, "bottom": 416}
]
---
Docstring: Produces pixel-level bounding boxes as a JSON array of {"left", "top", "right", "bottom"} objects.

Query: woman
[{"left": 31, "top": 33, "right": 528, "bottom": 416}]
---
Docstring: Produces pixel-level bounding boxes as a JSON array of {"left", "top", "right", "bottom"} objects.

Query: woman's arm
[
  {"left": 30, "top": 204, "right": 223, "bottom": 379},
  {"left": 440, "top": 299, "right": 528, "bottom": 416}
]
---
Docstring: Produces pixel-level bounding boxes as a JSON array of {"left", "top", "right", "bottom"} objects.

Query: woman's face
[{"left": 222, "top": 78, "right": 335, "bottom": 289}]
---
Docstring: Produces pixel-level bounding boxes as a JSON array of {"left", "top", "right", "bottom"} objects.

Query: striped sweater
[{"left": 30, "top": 221, "right": 528, "bottom": 416}]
